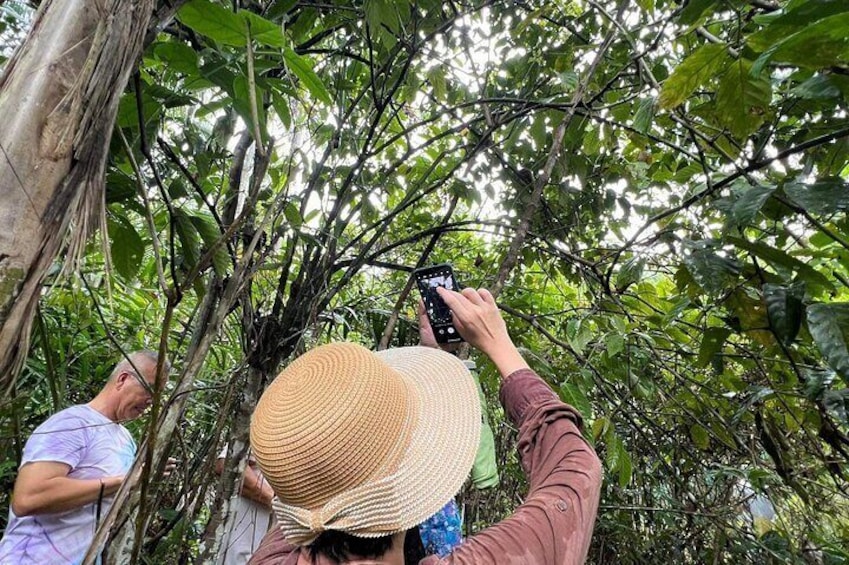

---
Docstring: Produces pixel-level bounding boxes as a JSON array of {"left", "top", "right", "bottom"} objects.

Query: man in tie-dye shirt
[{"left": 0, "top": 350, "right": 165, "bottom": 564}]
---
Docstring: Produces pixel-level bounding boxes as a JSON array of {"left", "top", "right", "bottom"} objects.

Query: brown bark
[{"left": 0, "top": 0, "right": 156, "bottom": 400}]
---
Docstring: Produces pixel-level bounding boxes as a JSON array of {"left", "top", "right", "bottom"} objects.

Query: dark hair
[{"left": 308, "top": 531, "right": 393, "bottom": 563}]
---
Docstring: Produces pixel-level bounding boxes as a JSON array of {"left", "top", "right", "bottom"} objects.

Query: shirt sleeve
[
  {"left": 21, "top": 410, "right": 88, "bottom": 470},
  {"left": 436, "top": 369, "right": 603, "bottom": 565},
  {"left": 469, "top": 371, "right": 499, "bottom": 490},
  {"left": 248, "top": 526, "right": 295, "bottom": 564}
]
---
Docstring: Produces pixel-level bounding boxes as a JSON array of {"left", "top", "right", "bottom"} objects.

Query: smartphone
[{"left": 414, "top": 263, "right": 464, "bottom": 344}]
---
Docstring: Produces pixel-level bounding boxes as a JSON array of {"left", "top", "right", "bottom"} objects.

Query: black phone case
[{"left": 413, "top": 264, "right": 464, "bottom": 344}]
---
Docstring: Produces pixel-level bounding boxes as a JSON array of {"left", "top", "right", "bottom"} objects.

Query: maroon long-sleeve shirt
[{"left": 249, "top": 368, "right": 603, "bottom": 565}]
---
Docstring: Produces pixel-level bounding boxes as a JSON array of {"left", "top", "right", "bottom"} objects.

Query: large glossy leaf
[
  {"left": 748, "top": 0, "right": 849, "bottom": 52},
  {"left": 752, "top": 13, "right": 849, "bottom": 74},
  {"left": 559, "top": 382, "right": 592, "bottom": 420},
  {"left": 728, "top": 236, "right": 834, "bottom": 293},
  {"left": 808, "top": 303, "right": 849, "bottom": 385},
  {"left": 715, "top": 60, "right": 771, "bottom": 140},
  {"left": 822, "top": 389, "right": 849, "bottom": 423},
  {"left": 802, "top": 368, "right": 836, "bottom": 401},
  {"left": 283, "top": 47, "right": 332, "bottom": 104},
  {"left": 726, "top": 183, "right": 775, "bottom": 227},
  {"left": 784, "top": 178, "right": 849, "bottom": 215},
  {"left": 178, "top": 0, "right": 246, "bottom": 46},
  {"left": 108, "top": 217, "right": 145, "bottom": 281},
  {"left": 152, "top": 41, "right": 199, "bottom": 76},
  {"left": 677, "top": 0, "right": 717, "bottom": 25},
  {"left": 791, "top": 74, "right": 842, "bottom": 100},
  {"left": 173, "top": 210, "right": 201, "bottom": 270},
  {"left": 615, "top": 257, "right": 645, "bottom": 291},
  {"left": 698, "top": 327, "right": 731, "bottom": 368},
  {"left": 633, "top": 97, "right": 656, "bottom": 135},
  {"left": 690, "top": 423, "right": 710, "bottom": 450},
  {"left": 682, "top": 240, "right": 741, "bottom": 294},
  {"left": 189, "top": 213, "right": 229, "bottom": 275},
  {"left": 659, "top": 44, "right": 731, "bottom": 109},
  {"left": 242, "top": 11, "right": 286, "bottom": 47},
  {"left": 763, "top": 283, "right": 804, "bottom": 346}
]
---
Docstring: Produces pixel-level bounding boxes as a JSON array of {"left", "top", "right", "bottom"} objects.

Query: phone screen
[{"left": 415, "top": 265, "right": 463, "bottom": 343}]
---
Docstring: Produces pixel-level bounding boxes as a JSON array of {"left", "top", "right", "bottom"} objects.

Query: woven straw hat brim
[
  {"left": 369, "top": 346, "right": 482, "bottom": 535},
  {"left": 253, "top": 344, "right": 482, "bottom": 544}
]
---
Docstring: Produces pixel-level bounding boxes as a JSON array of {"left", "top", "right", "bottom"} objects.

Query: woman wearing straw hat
[{"left": 249, "top": 287, "right": 602, "bottom": 564}]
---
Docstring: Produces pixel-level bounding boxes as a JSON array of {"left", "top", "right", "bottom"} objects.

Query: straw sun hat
[{"left": 250, "top": 342, "right": 481, "bottom": 546}]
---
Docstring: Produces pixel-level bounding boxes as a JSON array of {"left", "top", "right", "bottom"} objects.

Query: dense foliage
[{"left": 1, "top": 0, "right": 848, "bottom": 562}]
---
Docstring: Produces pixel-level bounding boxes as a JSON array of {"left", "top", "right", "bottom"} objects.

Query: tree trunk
[{"left": 0, "top": 0, "right": 156, "bottom": 400}]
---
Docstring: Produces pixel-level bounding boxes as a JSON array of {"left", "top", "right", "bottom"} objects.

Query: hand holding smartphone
[{"left": 414, "top": 264, "right": 464, "bottom": 344}]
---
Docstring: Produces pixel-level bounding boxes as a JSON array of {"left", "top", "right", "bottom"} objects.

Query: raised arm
[{"left": 430, "top": 287, "right": 603, "bottom": 565}]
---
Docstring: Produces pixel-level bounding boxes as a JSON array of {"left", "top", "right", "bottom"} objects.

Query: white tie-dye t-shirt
[{"left": 0, "top": 405, "right": 136, "bottom": 564}]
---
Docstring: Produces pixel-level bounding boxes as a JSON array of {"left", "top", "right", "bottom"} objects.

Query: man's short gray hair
[{"left": 110, "top": 350, "right": 170, "bottom": 381}]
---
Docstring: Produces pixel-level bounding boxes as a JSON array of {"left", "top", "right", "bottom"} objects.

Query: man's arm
[
  {"left": 239, "top": 463, "right": 274, "bottom": 508},
  {"left": 215, "top": 458, "right": 274, "bottom": 509},
  {"left": 11, "top": 461, "right": 123, "bottom": 516}
]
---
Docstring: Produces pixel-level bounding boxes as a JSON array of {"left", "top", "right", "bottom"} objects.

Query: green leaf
[
  {"left": 698, "top": 327, "right": 732, "bottom": 368},
  {"left": 592, "top": 417, "right": 609, "bottom": 442},
  {"left": 617, "top": 443, "right": 633, "bottom": 487},
  {"left": 727, "top": 183, "right": 775, "bottom": 227},
  {"left": 283, "top": 202, "right": 303, "bottom": 228},
  {"left": 266, "top": 0, "right": 298, "bottom": 19},
  {"left": 715, "top": 60, "right": 771, "bottom": 140},
  {"left": 153, "top": 41, "right": 199, "bottom": 75},
  {"left": 169, "top": 179, "right": 189, "bottom": 200},
  {"left": 108, "top": 217, "right": 145, "bottom": 280},
  {"left": 428, "top": 67, "right": 447, "bottom": 101},
  {"left": 242, "top": 11, "right": 286, "bottom": 47},
  {"left": 727, "top": 236, "right": 834, "bottom": 293},
  {"left": 677, "top": 0, "right": 717, "bottom": 25},
  {"left": 659, "top": 44, "right": 731, "bottom": 109},
  {"left": 683, "top": 240, "right": 742, "bottom": 294},
  {"left": 748, "top": 1, "right": 849, "bottom": 52},
  {"left": 822, "top": 389, "right": 849, "bottom": 423},
  {"left": 189, "top": 212, "right": 229, "bottom": 275},
  {"left": 791, "top": 74, "right": 842, "bottom": 100},
  {"left": 106, "top": 173, "right": 137, "bottom": 204},
  {"left": 752, "top": 13, "right": 849, "bottom": 75},
  {"left": 808, "top": 303, "right": 849, "bottom": 385},
  {"left": 606, "top": 333, "right": 625, "bottom": 358},
  {"left": 690, "top": 423, "right": 710, "bottom": 450},
  {"left": 616, "top": 257, "right": 645, "bottom": 291},
  {"left": 283, "top": 47, "right": 332, "bottom": 105},
  {"left": 178, "top": 0, "right": 246, "bottom": 47},
  {"left": 636, "top": 0, "right": 654, "bottom": 13},
  {"left": 603, "top": 429, "right": 632, "bottom": 487},
  {"left": 558, "top": 70, "right": 579, "bottom": 91},
  {"left": 271, "top": 93, "right": 292, "bottom": 128},
  {"left": 802, "top": 368, "right": 836, "bottom": 401},
  {"left": 566, "top": 319, "right": 593, "bottom": 355},
  {"left": 232, "top": 75, "right": 267, "bottom": 143},
  {"left": 633, "top": 96, "right": 656, "bottom": 135},
  {"left": 763, "top": 283, "right": 804, "bottom": 346},
  {"left": 559, "top": 383, "right": 592, "bottom": 420},
  {"left": 784, "top": 178, "right": 849, "bottom": 215},
  {"left": 173, "top": 210, "right": 201, "bottom": 270}
]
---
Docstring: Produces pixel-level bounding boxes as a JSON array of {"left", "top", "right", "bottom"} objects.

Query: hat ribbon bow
[{"left": 270, "top": 475, "right": 403, "bottom": 546}]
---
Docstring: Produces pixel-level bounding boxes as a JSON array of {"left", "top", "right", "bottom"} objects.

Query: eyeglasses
[{"left": 127, "top": 370, "right": 155, "bottom": 397}]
